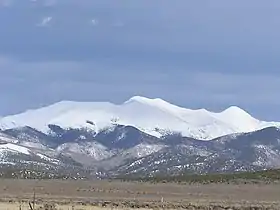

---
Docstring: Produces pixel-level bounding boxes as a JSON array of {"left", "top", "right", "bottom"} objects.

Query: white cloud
[
  {"left": 37, "top": 16, "right": 53, "bottom": 27},
  {"left": 90, "top": 18, "right": 99, "bottom": 26}
]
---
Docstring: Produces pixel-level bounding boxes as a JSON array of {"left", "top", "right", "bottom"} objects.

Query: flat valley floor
[{"left": 0, "top": 179, "right": 279, "bottom": 209}]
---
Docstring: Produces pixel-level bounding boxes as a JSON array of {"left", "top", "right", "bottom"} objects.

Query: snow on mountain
[
  {"left": 36, "top": 153, "right": 59, "bottom": 165},
  {"left": 0, "top": 132, "right": 19, "bottom": 144},
  {"left": 0, "top": 143, "right": 30, "bottom": 155},
  {"left": 0, "top": 96, "right": 280, "bottom": 140},
  {"left": 253, "top": 144, "right": 280, "bottom": 168},
  {"left": 18, "top": 141, "right": 48, "bottom": 150},
  {"left": 0, "top": 142, "right": 65, "bottom": 170},
  {"left": 56, "top": 141, "right": 113, "bottom": 161},
  {"left": 125, "top": 143, "right": 166, "bottom": 159}
]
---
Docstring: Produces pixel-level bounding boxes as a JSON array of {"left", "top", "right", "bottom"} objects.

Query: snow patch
[
  {"left": 56, "top": 141, "right": 113, "bottom": 161},
  {"left": 19, "top": 141, "right": 48, "bottom": 150},
  {"left": 37, "top": 153, "right": 59, "bottom": 164},
  {"left": 253, "top": 144, "right": 280, "bottom": 167},
  {"left": 0, "top": 132, "right": 18, "bottom": 143},
  {"left": 0, "top": 143, "right": 30, "bottom": 155},
  {"left": 127, "top": 144, "right": 166, "bottom": 158}
]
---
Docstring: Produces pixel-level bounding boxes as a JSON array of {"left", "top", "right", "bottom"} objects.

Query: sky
[{"left": 1, "top": 0, "right": 280, "bottom": 120}]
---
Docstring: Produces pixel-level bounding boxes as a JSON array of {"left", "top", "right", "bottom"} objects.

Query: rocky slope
[{"left": 0, "top": 125, "right": 280, "bottom": 178}]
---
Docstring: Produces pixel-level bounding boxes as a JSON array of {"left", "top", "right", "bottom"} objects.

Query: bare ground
[{"left": 0, "top": 179, "right": 280, "bottom": 209}]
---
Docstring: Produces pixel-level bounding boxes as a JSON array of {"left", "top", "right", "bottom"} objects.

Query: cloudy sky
[{"left": 1, "top": 0, "right": 280, "bottom": 120}]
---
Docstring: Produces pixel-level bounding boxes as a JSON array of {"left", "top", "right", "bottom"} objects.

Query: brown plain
[{"left": 0, "top": 179, "right": 279, "bottom": 209}]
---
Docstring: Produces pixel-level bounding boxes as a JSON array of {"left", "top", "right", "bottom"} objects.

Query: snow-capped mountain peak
[
  {"left": 221, "top": 105, "right": 251, "bottom": 117},
  {"left": 0, "top": 96, "right": 279, "bottom": 140},
  {"left": 213, "top": 106, "right": 260, "bottom": 132},
  {"left": 125, "top": 96, "right": 186, "bottom": 112},
  {"left": 125, "top": 95, "right": 169, "bottom": 104}
]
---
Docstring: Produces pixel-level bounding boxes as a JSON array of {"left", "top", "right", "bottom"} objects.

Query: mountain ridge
[{"left": 0, "top": 96, "right": 279, "bottom": 140}]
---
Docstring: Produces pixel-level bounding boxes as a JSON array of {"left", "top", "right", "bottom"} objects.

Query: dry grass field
[{"left": 0, "top": 179, "right": 280, "bottom": 209}]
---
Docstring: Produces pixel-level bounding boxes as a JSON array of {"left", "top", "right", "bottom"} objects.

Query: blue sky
[{"left": 1, "top": 0, "right": 280, "bottom": 120}]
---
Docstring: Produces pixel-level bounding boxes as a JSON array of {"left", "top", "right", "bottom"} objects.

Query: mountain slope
[
  {"left": 1, "top": 96, "right": 279, "bottom": 140},
  {"left": 111, "top": 127, "right": 280, "bottom": 177},
  {"left": 94, "top": 125, "right": 159, "bottom": 149},
  {"left": 2, "top": 126, "right": 52, "bottom": 148},
  {"left": 0, "top": 124, "right": 280, "bottom": 178},
  {"left": 56, "top": 141, "right": 114, "bottom": 165}
]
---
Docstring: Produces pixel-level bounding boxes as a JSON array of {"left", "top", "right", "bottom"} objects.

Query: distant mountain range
[
  {"left": 0, "top": 96, "right": 280, "bottom": 178},
  {"left": 1, "top": 96, "right": 279, "bottom": 140}
]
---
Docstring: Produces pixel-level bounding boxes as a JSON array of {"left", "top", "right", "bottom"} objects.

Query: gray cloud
[
  {"left": 1, "top": 56, "right": 280, "bottom": 121},
  {"left": 0, "top": 0, "right": 280, "bottom": 120}
]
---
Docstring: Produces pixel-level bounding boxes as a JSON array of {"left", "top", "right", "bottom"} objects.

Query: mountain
[
  {"left": 2, "top": 126, "right": 52, "bottom": 148},
  {"left": 0, "top": 129, "right": 97, "bottom": 179},
  {"left": 0, "top": 124, "right": 280, "bottom": 178},
  {"left": 0, "top": 140, "right": 89, "bottom": 178},
  {"left": 0, "top": 97, "right": 280, "bottom": 179},
  {"left": 111, "top": 127, "right": 280, "bottom": 177},
  {"left": 1, "top": 96, "right": 279, "bottom": 140}
]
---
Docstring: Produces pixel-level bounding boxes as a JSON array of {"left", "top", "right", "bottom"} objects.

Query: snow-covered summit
[{"left": 0, "top": 96, "right": 279, "bottom": 140}]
